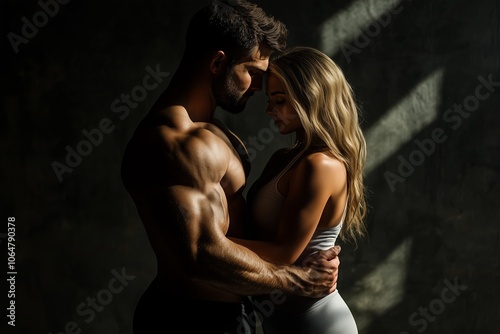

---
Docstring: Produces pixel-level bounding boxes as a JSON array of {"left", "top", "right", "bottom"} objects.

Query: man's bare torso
[{"left": 121, "top": 107, "right": 249, "bottom": 302}]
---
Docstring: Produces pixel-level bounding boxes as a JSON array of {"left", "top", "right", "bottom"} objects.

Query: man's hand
[{"left": 302, "top": 245, "right": 341, "bottom": 294}]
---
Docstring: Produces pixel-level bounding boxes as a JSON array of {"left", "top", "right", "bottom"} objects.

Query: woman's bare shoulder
[
  {"left": 303, "top": 151, "right": 345, "bottom": 172},
  {"left": 294, "top": 151, "right": 347, "bottom": 191}
]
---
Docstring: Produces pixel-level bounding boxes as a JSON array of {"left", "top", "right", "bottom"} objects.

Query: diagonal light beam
[
  {"left": 364, "top": 69, "right": 444, "bottom": 174},
  {"left": 320, "top": 0, "right": 403, "bottom": 57},
  {"left": 346, "top": 237, "right": 413, "bottom": 331}
]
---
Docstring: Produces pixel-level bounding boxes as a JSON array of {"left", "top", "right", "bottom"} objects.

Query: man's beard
[{"left": 213, "top": 68, "right": 249, "bottom": 114}]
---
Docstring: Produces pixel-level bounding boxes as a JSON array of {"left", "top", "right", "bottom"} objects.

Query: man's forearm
[{"left": 192, "top": 236, "right": 321, "bottom": 297}]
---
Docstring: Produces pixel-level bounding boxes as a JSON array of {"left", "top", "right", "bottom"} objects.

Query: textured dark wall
[{"left": 2, "top": 0, "right": 499, "bottom": 333}]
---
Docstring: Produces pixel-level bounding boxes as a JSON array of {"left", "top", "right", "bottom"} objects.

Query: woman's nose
[{"left": 266, "top": 103, "right": 275, "bottom": 115}]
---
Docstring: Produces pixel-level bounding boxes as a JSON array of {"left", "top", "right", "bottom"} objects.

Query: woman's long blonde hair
[{"left": 269, "top": 46, "right": 367, "bottom": 244}]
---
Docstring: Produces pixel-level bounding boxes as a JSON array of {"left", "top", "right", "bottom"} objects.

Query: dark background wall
[{"left": 2, "top": 0, "right": 499, "bottom": 333}]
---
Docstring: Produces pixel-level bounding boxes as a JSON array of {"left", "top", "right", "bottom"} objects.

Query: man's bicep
[
  {"left": 149, "top": 185, "right": 228, "bottom": 269},
  {"left": 150, "top": 186, "right": 199, "bottom": 246}
]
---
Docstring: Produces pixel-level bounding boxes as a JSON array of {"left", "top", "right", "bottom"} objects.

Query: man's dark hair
[{"left": 184, "top": 0, "right": 288, "bottom": 62}]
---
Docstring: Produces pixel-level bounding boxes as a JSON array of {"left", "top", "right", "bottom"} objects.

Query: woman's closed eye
[{"left": 267, "top": 99, "right": 286, "bottom": 105}]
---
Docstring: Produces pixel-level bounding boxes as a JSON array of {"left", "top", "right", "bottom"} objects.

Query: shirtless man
[{"left": 121, "top": 1, "right": 341, "bottom": 333}]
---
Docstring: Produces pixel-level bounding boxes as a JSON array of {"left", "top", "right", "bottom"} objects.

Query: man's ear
[{"left": 209, "top": 51, "right": 228, "bottom": 75}]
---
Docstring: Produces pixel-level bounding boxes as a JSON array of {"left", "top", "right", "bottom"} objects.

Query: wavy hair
[{"left": 268, "top": 46, "right": 367, "bottom": 244}]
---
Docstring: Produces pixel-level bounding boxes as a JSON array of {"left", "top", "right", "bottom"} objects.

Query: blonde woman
[{"left": 231, "top": 46, "right": 367, "bottom": 333}]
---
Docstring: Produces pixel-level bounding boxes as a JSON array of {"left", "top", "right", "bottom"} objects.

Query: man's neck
[{"left": 151, "top": 63, "right": 217, "bottom": 123}]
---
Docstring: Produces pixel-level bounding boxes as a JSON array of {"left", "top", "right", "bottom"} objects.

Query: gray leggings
[{"left": 258, "top": 290, "right": 358, "bottom": 334}]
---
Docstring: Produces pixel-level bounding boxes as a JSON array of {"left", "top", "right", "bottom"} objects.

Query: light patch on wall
[
  {"left": 364, "top": 69, "right": 444, "bottom": 174},
  {"left": 319, "top": 0, "right": 402, "bottom": 57},
  {"left": 348, "top": 237, "right": 413, "bottom": 331}
]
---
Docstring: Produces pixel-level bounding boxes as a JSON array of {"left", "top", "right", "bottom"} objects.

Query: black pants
[{"left": 133, "top": 284, "right": 255, "bottom": 334}]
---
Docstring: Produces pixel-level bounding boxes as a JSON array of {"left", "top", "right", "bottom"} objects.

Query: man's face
[{"left": 213, "top": 45, "right": 271, "bottom": 114}]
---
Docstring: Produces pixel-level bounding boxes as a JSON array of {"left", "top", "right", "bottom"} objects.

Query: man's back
[{"left": 121, "top": 106, "right": 247, "bottom": 302}]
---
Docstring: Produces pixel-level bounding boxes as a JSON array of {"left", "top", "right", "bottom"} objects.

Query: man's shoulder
[
  {"left": 123, "top": 110, "right": 232, "bottom": 187},
  {"left": 142, "top": 121, "right": 231, "bottom": 181},
  {"left": 125, "top": 108, "right": 230, "bottom": 169},
  {"left": 145, "top": 108, "right": 226, "bottom": 149},
  {"left": 153, "top": 121, "right": 228, "bottom": 153}
]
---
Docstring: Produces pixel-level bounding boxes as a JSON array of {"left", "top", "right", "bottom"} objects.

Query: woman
[{"left": 231, "top": 46, "right": 367, "bottom": 333}]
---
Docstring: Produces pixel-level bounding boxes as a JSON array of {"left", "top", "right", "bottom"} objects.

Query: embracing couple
[{"left": 121, "top": 1, "right": 367, "bottom": 333}]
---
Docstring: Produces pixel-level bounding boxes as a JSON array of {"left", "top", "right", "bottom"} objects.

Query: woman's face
[{"left": 265, "top": 73, "right": 302, "bottom": 134}]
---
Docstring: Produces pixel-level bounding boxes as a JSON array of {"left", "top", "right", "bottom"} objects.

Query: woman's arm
[{"left": 231, "top": 152, "right": 347, "bottom": 265}]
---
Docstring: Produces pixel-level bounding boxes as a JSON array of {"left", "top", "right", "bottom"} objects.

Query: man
[{"left": 121, "top": 1, "right": 341, "bottom": 333}]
